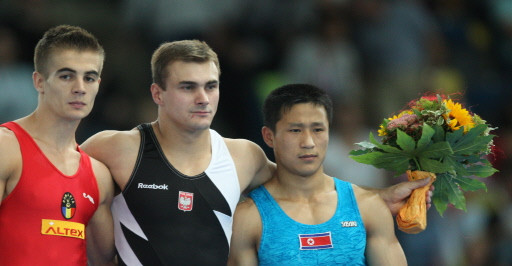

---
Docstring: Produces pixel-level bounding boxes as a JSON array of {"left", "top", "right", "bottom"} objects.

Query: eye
[
  {"left": 59, "top": 74, "right": 72, "bottom": 80},
  {"left": 207, "top": 84, "right": 218, "bottom": 90},
  {"left": 314, "top": 127, "right": 325, "bottom": 132},
  {"left": 85, "top": 76, "right": 97, "bottom": 82},
  {"left": 289, "top": 128, "right": 301, "bottom": 133}
]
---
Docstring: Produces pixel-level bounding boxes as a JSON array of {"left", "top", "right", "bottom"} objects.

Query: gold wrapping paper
[{"left": 396, "top": 170, "right": 436, "bottom": 234}]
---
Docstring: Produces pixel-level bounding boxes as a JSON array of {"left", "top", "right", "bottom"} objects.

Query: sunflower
[{"left": 443, "top": 99, "right": 475, "bottom": 132}]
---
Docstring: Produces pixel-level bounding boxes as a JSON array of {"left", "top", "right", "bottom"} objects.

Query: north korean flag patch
[{"left": 299, "top": 232, "right": 333, "bottom": 250}]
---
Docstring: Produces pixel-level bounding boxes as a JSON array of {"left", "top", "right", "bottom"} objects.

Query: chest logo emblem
[
  {"left": 61, "top": 192, "right": 76, "bottom": 219},
  {"left": 178, "top": 191, "right": 194, "bottom": 211},
  {"left": 341, "top": 221, "right": 358, "bottom": 227},
  {"left": 298, "top": 232, "right": 333, "bottom": 250}
]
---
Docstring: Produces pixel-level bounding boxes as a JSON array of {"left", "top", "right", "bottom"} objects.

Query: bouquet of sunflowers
[{"left": 350, "top": 94, "right": 497, "bottom": 233}]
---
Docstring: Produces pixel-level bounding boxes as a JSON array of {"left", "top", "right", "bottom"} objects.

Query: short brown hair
[
  {"left": 151, "top": 40, "right": 220, "bottom": 89},
  {"left": 34, "top": 25, "right": 105, "bottom": 77}
]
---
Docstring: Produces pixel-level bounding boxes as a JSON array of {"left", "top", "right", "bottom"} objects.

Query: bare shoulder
[
  {"left": 224, "top": 138, "right": 274, "bottom": 192},
  {"left": 89, "top": 156, "right": 114, "bottom": 202},
  {"left": 0, "top": 127, "right": 21, "bottom": 174},
  {"left": 352, "top": 184, "right": 380, "bottom": 199},
  {"left": 224, "top": 138, "right": 262, "bottom": 157},
  {"left": 352, "top": 184, "right": 392, "bottom": 228},
  {"left": 89, "top": 157, "right": 112, "bottom": 185},
  {"left": 81, "top": 129, "right": 141, "bottom": 190},
  {"left": 223, "top": 138, "right": 267, "bottom": 173},
  {"left": 81, "top": 129, "right": 140, "bottom": 161},
  {"left": 0, "top": 127, "right": 18, "bottom": 148},
  {"left": 236, "top": 197, "right": 258, "bottom": 215},
  {"left": 233, "top": 197, "right": 261, "bottom": 236}
]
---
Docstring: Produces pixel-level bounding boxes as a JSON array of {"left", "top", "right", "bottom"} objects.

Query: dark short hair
[
  {"left": 263, "top": 84, "right": 333, "bottom": 132},
  {"left": 151, "top": 40, "right": 220, "bottom": 90},
  {"left": 34, "top": 25, "right": 105, "bottom": 76}
]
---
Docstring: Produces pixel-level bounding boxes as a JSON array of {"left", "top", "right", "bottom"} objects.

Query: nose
[
  {"left": 73, "top": 79, "right": 86, "bottom": 95},
  {"left": 301, "top": 131, "right": 315, "bottom": 149},
  {"left": 196, "top": 88, "right": 209, "bottom": 106}
]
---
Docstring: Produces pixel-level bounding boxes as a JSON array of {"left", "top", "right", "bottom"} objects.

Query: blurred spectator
[
  {"left": 353, "top": 0, "right": 444, "bottom": 125},
  {"left": 120, "top": 0, "right": 243, "bottom": 44},
  {"left": 281, "top": 3, "right": 363, "bottom": 107},
  {"left": 0, "top": 26, "right": 37, "bottom": 123},
  {"left": 324, "top": 102, "right": 388, "bottom": 188}
]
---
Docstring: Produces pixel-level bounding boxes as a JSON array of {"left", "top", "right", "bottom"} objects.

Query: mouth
[
  {"left": 69, "top": 101, "right": 86, "bottom": 108},
  {"left": 191, "top": 110, "right": 211, "bottom": 116},
  {"left": 298, "top": 154, "right": 317, "bottom": 160}
]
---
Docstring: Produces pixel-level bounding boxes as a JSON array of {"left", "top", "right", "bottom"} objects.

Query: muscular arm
[
  {"left": 227, "top": 199, "right": 261, "bottom": 266},
  {"left": 81, "top": 129, "right": 140, "bottom": 191},
  {"left": 225, "top": 139, "right": 275, "bottom": 194},
  {"left": 373, "top": 177, "right": 433, "bottom": 216},
  {"left": 86, "top": 159, "right": 115, "bottom": 265},
  {"left": 355, "top": 186, "right": 407, "bottom": 265}
]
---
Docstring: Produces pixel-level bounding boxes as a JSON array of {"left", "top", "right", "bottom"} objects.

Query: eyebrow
[
  {"left": 178, "top": 80, "right": 219, "bottom": 86},
  {"left": 288, "top": 122, "right": 326, "bottom": 127},
  {"left": 56, "top": 68, "right": 99, "bottom": 77}
]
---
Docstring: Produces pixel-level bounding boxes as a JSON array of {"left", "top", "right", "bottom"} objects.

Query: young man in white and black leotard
[{"left": 81, "top": 40, "right": 433, "bottom": 265}]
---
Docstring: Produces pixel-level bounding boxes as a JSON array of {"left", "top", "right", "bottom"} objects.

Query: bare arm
[
  {"left": 374, "top": 177, "right": 433, "bottom": 215},
  {"left": 0, "top": 128, "right": 21, "bottom": 202},
  {"left": 225, "top": 139, "right": 275, "bottom": 194},
  {"left": 81, "top": 129, "right": 140, "bottom": 191},
  {"left": 227, "top": 199, "right": 261, "bottom": 266},
  {"left": 86, "top": 158, "right": 115, "bottom": 265},
  {"left": 355, "top": 186, "right": 407, "bottom": 265}
]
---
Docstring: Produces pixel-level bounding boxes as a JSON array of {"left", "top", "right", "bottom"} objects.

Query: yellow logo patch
[{"left": 41, "top": 219, "right": 85, "bottom": 239}]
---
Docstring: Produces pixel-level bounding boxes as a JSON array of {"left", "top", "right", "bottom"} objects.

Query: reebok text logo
[{"left": 138, "top": 183, "right": 169, "bottom": 190}]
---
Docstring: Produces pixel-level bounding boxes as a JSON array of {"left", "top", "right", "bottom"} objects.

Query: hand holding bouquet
[{"left": 350, "top": 94, "right": 497, "bottom": 233}]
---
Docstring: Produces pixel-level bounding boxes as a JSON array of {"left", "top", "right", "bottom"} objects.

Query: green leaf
[
  {"left": 419, "top": 158, "right": 452, "bottom": 173},
  {"left": 448, "top": 125, "right": 491, "bottom": 156},
  {"left": 349, "top": 149, "right": 371, "bottom": 156},
  {"left": 350, "top": 151, "right": 410, "bottom": 174},
  {"left": 465, "top": 164, "right": 498, "bottom": 178},
  {"left": 432, "top": 173, "right": 467, "bottom": 216},
  {"left": 443, "top": 156, "right": 469, "bottom": 176},
  {"left": 369, "top": 132, "right": 402, "bottom": 153},
  {"left": 453, "top": 176, "right": 487, "bottom": 192},
  {"left": 396, "top": 129, "right": 415, "bottom": 153},
  {"left": 432, "top": 125, "right": 445, "bottom": 142},
  {"left": 416, "top": 124, "right": 435, "bottom": 150},
  {"left": 446, "top": 127, "right": 464, "bottom": 144},
  {"left": 419, "top": 141, "right": 453, "bottom": 159}
]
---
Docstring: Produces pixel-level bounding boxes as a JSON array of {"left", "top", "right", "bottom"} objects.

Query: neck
[
  {"left": 270, "top": 169, "right": 331, "bottom": 199},
  {"left": 151, "top": 120, "right": 212, "bottom": 176},
  {"left": 152, "top": 120, "right": 211, "bottom": 151},
  {"left": 16, "top": 112, "right": 79, "bottom": 150}
]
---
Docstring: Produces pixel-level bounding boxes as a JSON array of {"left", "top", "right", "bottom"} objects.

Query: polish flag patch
[
  {"left": 178, "top": 191, "right": 194, "bottom": 211},
  {"left": 299, "top": 232, "right": 333, "bottom": 250}
]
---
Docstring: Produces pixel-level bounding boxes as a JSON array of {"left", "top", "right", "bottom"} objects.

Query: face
[
  {"left": 34, "top": 49, "right": 102, "bottom": 121},
  {"left": 263, "top": 103, "right": 329, "bottom": 178},
  {"left": 152, "top": 60, "right": 220, "bottom": 132}
]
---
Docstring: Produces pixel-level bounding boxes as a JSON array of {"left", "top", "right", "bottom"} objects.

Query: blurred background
[{"left": 0, "top": 0, "right": 511, "bottom": 265}]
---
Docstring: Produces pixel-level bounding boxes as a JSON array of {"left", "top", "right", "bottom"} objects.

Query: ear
[
  {"left": 261, "top": 126, "right": 275, "bottom": 148},
  {"left": 32, "top": 71, "right": 45, "bottom": 93},
  {"left": 150, "top": 83, "right": 164, "bottom": 105}
]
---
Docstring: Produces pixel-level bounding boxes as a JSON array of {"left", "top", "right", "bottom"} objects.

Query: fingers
[
  {"left": 425, "top": 189, "right": 433, "bottom": 210},
  {"left": 408, "top": 176, "right": 431, "bottom": 189}
]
